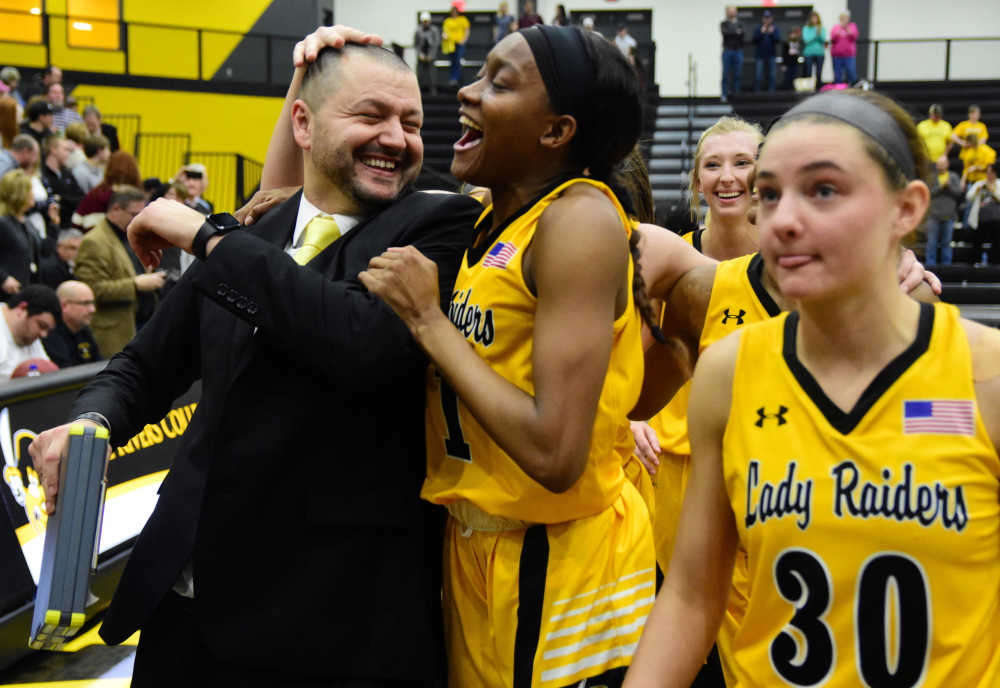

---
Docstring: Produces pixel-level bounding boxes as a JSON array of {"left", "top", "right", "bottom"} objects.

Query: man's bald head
[
  {"left": 56, "top": 280, "right": 90, "bottom": 302},
  {"left": 299, "top": 44, "right": 412, "bottom": 112},
  {"left": 57, "top": 280, "right": 96, "bottom": 333}
]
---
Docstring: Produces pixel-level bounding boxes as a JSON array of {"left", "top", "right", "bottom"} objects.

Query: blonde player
[
  {"left": 637, "top": 116, "right": 763, "bottom": 577},
  {"left": 625, "top": 90, "right": 1000, "bottom": 687}
]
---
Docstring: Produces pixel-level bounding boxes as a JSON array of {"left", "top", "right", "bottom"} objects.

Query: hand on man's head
[{"left": 293, "top": 25, "right": 384, "bottom": 68}]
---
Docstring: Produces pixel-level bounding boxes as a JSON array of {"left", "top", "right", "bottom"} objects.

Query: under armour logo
[
  {"left": 722, "top": 308, "right": 746, "bottom": 325},
  {"left": 755, "top": 405, "right": 788, "bottom": 427}
]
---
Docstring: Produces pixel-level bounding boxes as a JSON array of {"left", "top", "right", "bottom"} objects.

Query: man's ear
[
  {"left": 291, "top": 99, "right": 313, "bottom": 151},
  {"left": 539, "top": 114, "right": 577, "bottom": 152}
]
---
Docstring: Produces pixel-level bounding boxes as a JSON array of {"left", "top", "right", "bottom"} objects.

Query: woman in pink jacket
[{"left": 830, "top": 10, "right": 858, "bottom": 84}]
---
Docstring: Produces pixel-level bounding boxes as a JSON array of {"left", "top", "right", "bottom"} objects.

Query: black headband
[
  {"left": 777, "top": 92, "right": 917, "bottom": 180},
  {"left": 520, "top": 25, "right": 592, "bottom": 121}
]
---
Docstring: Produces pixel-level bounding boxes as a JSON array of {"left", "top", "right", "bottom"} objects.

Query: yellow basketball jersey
[
  {"left": 649, "top": 253, "right": 779, "bottom": 457},
  {"left": 723, "top": 302, "right": 1000, "bottom": 687},
  {"left": 422, "top": 178, "right": 644, "bottom": 523},
  {"left": 680, "top": 227, "right": 702, "bottom": 251}
]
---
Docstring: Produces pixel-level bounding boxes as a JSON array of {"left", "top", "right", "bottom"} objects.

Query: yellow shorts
[
  {"left": 650, "top": 450, "right": 691, "bottom": 576},
  {"left": 623, "top": 453, "right": 655, "bottom": 524},
  {"left": 649, "top": 450, "right": 750, "bottom": 685},
  {"left": 443, "top": 481, "right": 655, "bottom": 688}
]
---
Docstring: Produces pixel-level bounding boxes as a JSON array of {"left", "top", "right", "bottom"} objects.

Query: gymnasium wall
[
  {"left": 70, "top": 85, "right": 281, "bottom": 165},
  {"left": 868, "top": 0, "right": 1000, "bottom": 81},
  {"left": 0, "top": 0, "right": 276, "bottom": 76}
]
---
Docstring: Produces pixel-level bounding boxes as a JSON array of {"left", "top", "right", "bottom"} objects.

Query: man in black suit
[{"left": 30, "top": 39, "right": 479, "bottom": 686}]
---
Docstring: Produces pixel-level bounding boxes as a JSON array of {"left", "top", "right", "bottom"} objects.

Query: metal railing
[
  {"left": 184, "top": 152, "right": 264, "bottom": 213},
  {"left": 104, "top": 114, "right": 140, "bottom": 155},
  {"left": 0, "top": 9, "right": 303, "bottom": 85},
  {"left": 135, "top": 132, "right": 191, "bottom": 187},
  {"left": 864, "top": 37, "right": 1000, "bottom": 82}
]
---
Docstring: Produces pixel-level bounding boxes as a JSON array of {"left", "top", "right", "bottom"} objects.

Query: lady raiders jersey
[
  {"left": 422, "top": 178, "right": 644, "bottom": 523},
  {"left": 723, "top": 302, "right": 1000, "bottom": 687}
]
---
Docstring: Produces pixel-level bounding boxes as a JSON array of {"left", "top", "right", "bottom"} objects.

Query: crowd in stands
[
  {"left": 0, "top": 64, "right": 216, "bottom": 382},
  {"left": 720, "top": 6, "right": 859, "bottom": 99},
  {"left": 416, "top": 1, "right": 644, "bottom": 90},
  {"left": 917, "top": 103, "right": 998, "bottom": 266}
]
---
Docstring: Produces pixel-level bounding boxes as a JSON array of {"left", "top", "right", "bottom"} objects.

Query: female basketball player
[
  {"left": 683, "top": 116, "right": 763, "bottom": 258},
  {"left": 354, "top": 25, "right": 663, "bottom": 688},
  {"left": 624, "top": 90, "right": 1000, "bottom": 687}
]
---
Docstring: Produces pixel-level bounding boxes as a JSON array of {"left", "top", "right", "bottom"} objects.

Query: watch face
[{"left": 209, "top": 212, "right": 241, "bottom": 231}]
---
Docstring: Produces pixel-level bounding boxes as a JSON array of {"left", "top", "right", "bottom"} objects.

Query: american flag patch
[
  {"left": 903, "top": 400, "right": 975, "bottom": 436},
  {"left": 482, "top": 241, "right": 518, "bottom": 269}
]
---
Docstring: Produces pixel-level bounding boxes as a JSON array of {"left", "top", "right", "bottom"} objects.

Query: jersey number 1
[
  {"left": 771, "top": 548, "right": 929, "bottom": 687},
  {"left": 437, "top": 373, "right": 472, "bottom": 462}
]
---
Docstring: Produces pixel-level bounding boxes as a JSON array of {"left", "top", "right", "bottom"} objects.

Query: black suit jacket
[
  {"left": 0, "top": 214, "right": 39, "bottom": 288},
  {"left": 73, "top": 189, "right": 480, "bottom": 680},
  {"left": 100, "top": 122, "right": 120, "bottom": 153}
]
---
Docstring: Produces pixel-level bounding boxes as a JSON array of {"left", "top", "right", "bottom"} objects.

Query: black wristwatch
[{"left": 192, "top": 212, "right": 241, "bottom": 261}]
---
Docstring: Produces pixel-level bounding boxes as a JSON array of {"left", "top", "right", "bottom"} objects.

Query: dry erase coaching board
[{"left": 0, "top": 362, "right": 200, "bottom": 669}]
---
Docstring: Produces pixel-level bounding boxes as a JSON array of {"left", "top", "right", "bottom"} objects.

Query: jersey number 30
[
  {"left": 437, "top": 373, "right": 472, "bottom": 462},
  {"left": 770, "top": 548, "right": 930, "bottom": 687}
]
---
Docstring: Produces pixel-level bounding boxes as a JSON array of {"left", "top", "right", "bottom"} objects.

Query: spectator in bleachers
[
  {"left": 917, "top": 104, "right": 952, "bottom": 164},
  {"left": 952, "top": 104, "right": 988, "bottom": 150},
  {"left": 752, "top": 10, "right": 780, "bottom": 92},
  {"left": 83, "top": 104, "right": 120, "bottom": 152},
  {"left": 414, "top": 11, "right": 440, "bottom": 95},
  {"left": 0, "top": 284, "right": 58, "bottom": 378},
  {"left": 19, "top": 99, "right": 54, "bottom": 148},
  {"left": 801, "top": 11, "right": 826, "bottom": 89},
  {"left": 780, "top": 27, "right": 803, "bottom": 90},
  {"left": 40, "top": 133, "right": 85, "bottom": 228},
  {"left": 519, "top": 0, "right": 543, "bottom": 28},
  {"left": 74, "top": 186, "right": 164, "bottom": 357},
  {"left": 141, "top": 176, "right": 163, "bottom": 200},
  {"left": 42, "top": 280, "right": 101, "bottom": 368},
  {"left": 442, "top": 1, "right": 470, "bottom": 86},
  {"left": 46, "top": 83, "right": 83, "bottom": 133},
  {"left": 615, "top": 25, "right": 638, "bottom": 65},
  {"left": 22, "top": 66, "right": 61, "bottom": 102},
  {"left": 966, "top": 164, "right": 1000, "bottom": 265},
  {"left": 179, "top": 162, "right": 213, "bottom": 214},
  {"left": 64, "top": 121, "right": 88, "bottom": 169},
  {"left": 720, "top": 6, "right": 744, "bottom": 102},
  {"left": 961, "top": 133, "right": 997, "bottom": 187},
  {"left": 494, "top": 2, "right": 516, "bottom": 44},
  {"left": 73, "top": 150, "right": 141, "bottom": 229},
  {"left": 0, "top": 134, "right": 39, "bottom": 179},
  {"left": 72, "top": 133, "right": 110, "bottom": 194},
  {"left": 38, "top": 228, "right": 83, "bottom": 289},
  {"left": 0, "top": 95, "right": 17, "bottom": 149},
  {"left": 926, "top": 156, "right": 963, "bottom": 266},
  {"left": 552, "top": 4, "right": 569, "bottom": 27},
  {"left": 0, "top": 67, "right": 24, "bottom": 109},
  {"left": 23, "top": 151, "right": 60, "bottom": 253},
  {"left": 830, "top": 10, "right": 858, "bottom": 84},
  {"left": 581, "top": 16, "right": 597, "bottom": 33},
  {"left": 0, "top": 169, "right": 41, "bottom": 293}
]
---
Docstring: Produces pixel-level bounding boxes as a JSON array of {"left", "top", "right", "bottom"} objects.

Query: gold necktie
[{"left": 294, "top": 214, "right": 341, "bottom": 265}]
